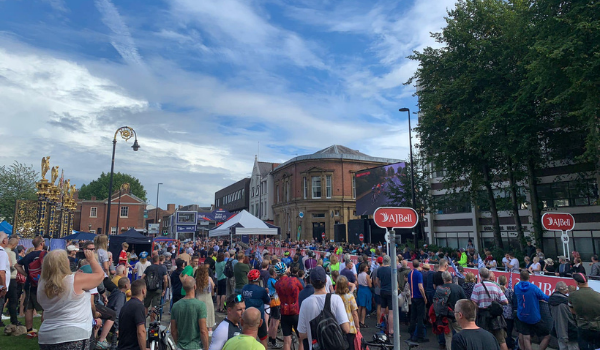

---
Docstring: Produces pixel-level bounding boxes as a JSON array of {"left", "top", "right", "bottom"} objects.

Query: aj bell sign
[
  {"left": 373, "top": 207, "right": 418, "bottom": 229},
  {"left": 541, "top": 212, "right": 575, "bottom": 231}
]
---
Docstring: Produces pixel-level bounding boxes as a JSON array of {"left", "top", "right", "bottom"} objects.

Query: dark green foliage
[
  {"left": 79, "top": 172, "right": 147, "bottom": 202},
  {"left": 0, "top": 162, "right": 38, "bottom": 224}
]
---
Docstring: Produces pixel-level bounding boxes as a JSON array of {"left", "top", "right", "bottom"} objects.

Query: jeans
[
  {"left": 6, "top": 279, "right": 19, "bottom": 325},
  {"left": 409, "top": 298, "right": 426, "bottom": 340}
]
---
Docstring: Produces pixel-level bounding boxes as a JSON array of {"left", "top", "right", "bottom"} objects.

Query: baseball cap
[
  {"left": 67, "top": 245, "right": 79, "bottom": 252},
  {"left": 310, "top": 266, "right": 327, "bottom": 284},
  {"left": 139, "top": 251, "right": 148, "bottom": 259},
  {"left": 377, "top": 256, "right": 383, "bottom": 264}
]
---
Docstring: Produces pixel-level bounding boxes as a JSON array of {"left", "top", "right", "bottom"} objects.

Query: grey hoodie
[{"left": 548, "top": 291, "right": 578, "bottom": 342}]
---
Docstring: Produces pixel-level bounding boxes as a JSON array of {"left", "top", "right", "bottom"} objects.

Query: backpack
[
  {"left": 224, "top": 259, "right": 235, "bottom": 278},
  {"left": 145, "top": 266, "right": 162, "bottom": 291},
  {"left": 309, "top": 294, "right": 349, "bottom": 350},
  {"left": 433, "top": 285, "right": 453, "bottom": 317},
  {"left": 27, "top": 251, "right": 46, "bottom": 287}
]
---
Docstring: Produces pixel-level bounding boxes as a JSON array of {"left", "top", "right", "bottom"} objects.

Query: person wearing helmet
[
  {"left": 282, "top": 251, "right": 292, "bottom": 267},
  {"left": 275, "top": 262, "right": 304, "bottom": 350},
  {"left": 133, "top": 251, "right": 150, "bottom": 280},
  {"left": 266, "top": 264, "right": 285, "bottom": 348},
  {"left": 241, "top": 269, "right": 271, "bottom": 348}
]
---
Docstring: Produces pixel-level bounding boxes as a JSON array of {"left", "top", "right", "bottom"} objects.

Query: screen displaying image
[
  {"left": 176, "top": 212, "right": 197, "bottom": 224},
  {"left": 355, "top": 162, "right": 407, "bottom": 216}
]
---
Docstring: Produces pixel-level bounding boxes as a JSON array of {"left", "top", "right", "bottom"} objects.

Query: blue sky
[{"left": 0, "top": 0, "right": 455, "bottom": 207}]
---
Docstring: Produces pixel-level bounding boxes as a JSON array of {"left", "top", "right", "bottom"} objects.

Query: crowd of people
[{"left": 0, "top": 233, "right": 599, "bottom": 350}]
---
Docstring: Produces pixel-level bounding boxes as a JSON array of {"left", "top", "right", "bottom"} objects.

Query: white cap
[{"left": 67, "top": 245, "right": 79, "bottom": 252}]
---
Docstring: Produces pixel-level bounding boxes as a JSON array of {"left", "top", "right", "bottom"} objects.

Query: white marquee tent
[{"left": 208, "top": 210, "right": 280, "bottom": 237}]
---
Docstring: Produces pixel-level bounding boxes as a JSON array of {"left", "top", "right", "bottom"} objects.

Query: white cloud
[{"left": 95, "top": 0, "right": 144, "bottom": 67}]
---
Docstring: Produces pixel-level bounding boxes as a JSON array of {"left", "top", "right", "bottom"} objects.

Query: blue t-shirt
[
  {"left": 408, "top": 270, "right": 424, "bottom": 299},
  {"left": 267, "top": 278, "right": 277, "bottom": 296},
  {"left": 242, "top": 283, "right": 270, "bottom": 319},
  {"left": 377, "top": 266, "right": 392, "bottom": 293},
  {"left": 341, "top": 268, "right": 356, "bottom": 284}
]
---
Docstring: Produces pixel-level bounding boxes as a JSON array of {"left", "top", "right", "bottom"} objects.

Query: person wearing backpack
[
  {"left": 141, "top": 254, "right": 168, "bottom": 321},
  {"left": 297, "top": 266, "right": 350, "bottom": 350},
  {"left": 15, "top": 235, "right": 46, "bottom": 338},
  {"left": 433, "top": 271, "right": 466, "bottom": 350}
]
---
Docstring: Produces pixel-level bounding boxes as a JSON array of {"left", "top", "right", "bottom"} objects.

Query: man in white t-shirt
[
  {"left": 0, "top": 232, "right": 11, "bottom": 302},
  {"left": 298, "top": 266, "right": 349, "bottom": 350}
]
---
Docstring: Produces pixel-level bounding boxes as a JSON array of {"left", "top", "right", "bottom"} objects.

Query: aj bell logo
[
  {"left": 379, "top": 212, "right": 414, "bottom": 224},
  {"left": 546, "top": 217, "right": 571, "bottom": 227}
]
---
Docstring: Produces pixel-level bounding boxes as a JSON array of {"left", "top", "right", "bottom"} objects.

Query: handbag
[{"left": 482, "top": 281, "right": 504, "bottom": 317}]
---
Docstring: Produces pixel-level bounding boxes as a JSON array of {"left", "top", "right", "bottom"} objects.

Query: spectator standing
[
  {"left": 376, "top": 255, "right": 394, "bottom": 337},
  {"left": 66, "top": 244, "right": 79, "bottom": 272},
  {"left": 569, "top": 258, "right": 585, "bottom": 276},
  {"left": 556, "top": 256, "right": 570, "bottom": 277},
  {"left": 408, "top": 260, "right": 428, "bottom": 342},
  {"left": 462, "top": 273, "right": 476, "bottom": 300},
  {"left": 234, "top": 253, "right": 249, "bottom": 294},
  {"left": 275, "top": 264, "right": 304, "bottom": 350},
  {"left": 298, "top": 271, "right": 314, "bottom": 309},
  {"left": 242, "top": 269, "right": 271, "bottom": 348},
  {"left": 107, "top": 277, "right": 129, "bottom": 330},
  {"left": 180, "top": 256, "right": 199, "bottom": 294},
  {"left": 543, "top": 258, "right": 555, "bottom": 274},
  {"left": 171, "top": 259, "right": 186, "bottom": 305},
  {"left": 497, "top": 276, "right": 515, "bottom": 350},
  {"left": 590, "top": 255, "right": 600, "bottom": 277},
  {"left": 223, "top": 307, "right": 266, "bottom": 350},
  {"left": 514, "top": 270, "right": 550, "bottom": 350},
  {"left": 525, "top": 240, "right": 536, "bottom": 260},
  {"left": 297, "top": 266, "right": 349, "bottom": 350},
  {"left": 336, "top": 275, "right": 360, "bottom": 350},
  {"left": 357, "top": 262, "right": 372, "bottom": 328},
  {"left": 141, "top": 254, "right": 168, "bottom": 320},
  {"left": 133, "top": 251, "right": 150, "bottom": 280},
  {"left": 195, "top": 264, "right": 216, "bottom": 336},
  {"left": 548, "top": 281, "right": 579, "bottom": 350},
  {"left": 215, "top": 252, "right": 227, "bottom": 312},
  {"left": 171, "top": 276, "right": 209, "bottom": 350},
  {"left": 209, "top": 294, "right": 245, "bottom": 350},
  {"left": 371, "top": 256, "right": 383, "bottom": 324},
  {"left": 569, "top": 273, "right": 600, "bottom": 349},
  {"left": 0, "top": 232, "right": 11, "bottom": 325},
  {"left": 15, "top": 235, "right": 46, "bottom": 337},
  {"left": 470, "top": 268, "right": 508, "bottom": 350},
  {"left": 439, "top": 271, "right": 467, "bottom": 350},
  {"left": 451, "top": 299, "right": 500, "bottom": 350},
  {"left": 529, "top": 257, "right": 542, "bottom": 275},
  {"left": 95, "top": 234, "right": 117, "bottom": 292},
  {"left": 226, "top": 250, "right": 238, "bottom": 297},
  {"left": 340, "top": 260, "right": 357, "bottom": 291},
  {"left": 37, "top": 249, "right": 104, "bottom": 350},
  {"left": 4, "top": 237, "right": 20, "bottom": 327}
]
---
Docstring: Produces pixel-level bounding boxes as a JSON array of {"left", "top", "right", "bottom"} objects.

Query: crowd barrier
[{"left": 250, "top": 244, "right": 600, "bottom": 295}]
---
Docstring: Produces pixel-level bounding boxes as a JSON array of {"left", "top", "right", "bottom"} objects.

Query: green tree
[
  {"left": 79, "top": 172, "right": 147, "bottom": 202},
  {"left": 0, "top": 162, "right": 38, "bottom": 224}
]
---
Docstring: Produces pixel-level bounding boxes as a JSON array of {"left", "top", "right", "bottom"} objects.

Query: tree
[
  {"left": 79, "top": 172, "right": 147, "bottom": 202},
  {"left": 0, "top": 162, "right": 38, "bottom": 224}
]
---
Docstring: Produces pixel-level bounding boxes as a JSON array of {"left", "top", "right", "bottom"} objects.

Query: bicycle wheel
[{"left": 150, "top": 340, "right": 158, "bottom": 350}]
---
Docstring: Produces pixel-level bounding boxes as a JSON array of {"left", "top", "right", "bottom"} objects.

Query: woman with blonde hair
[
  {"left": 336, "top": 275, "right": 360, "bottom": 350},
  {"left": 330, "top": 254, "right": 340, "bottom": 272},
  {"left": 462, "top": 272, "right": 477, "bottom": 300},
  {"left": 194, "top": 264, "right": 215, "bottom": 336},
  {"left": 94, "top": 234, "right": 117, "bottom": 292},
  {"left": 38, "top": 249, "right": 104, "bottom": 350},
  {"left": 529, "top": 256, "right": 542, "bottom": 275}
]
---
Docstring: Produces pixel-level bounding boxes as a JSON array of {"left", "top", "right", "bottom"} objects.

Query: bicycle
[{"left": 147, "top": 303, "right": 176, "bottom": 350}]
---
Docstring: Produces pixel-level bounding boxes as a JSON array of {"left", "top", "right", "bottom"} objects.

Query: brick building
[
  {"left": 145, "top": 204, "right": 176, "bottom": 232},
  {"left": 76, "top": 189, "right": 146, "bottom": 234},
  {"left": 272, "top": 145, "right": 399, "bottom": 241}
]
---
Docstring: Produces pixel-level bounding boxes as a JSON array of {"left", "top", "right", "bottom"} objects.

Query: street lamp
[
  {"left": 105, "top": 126, "right": 139, "bottom": 235},
  {"left": 156, "top": 183, "right": 163, "bottom": 234},
  {"left": 399, "top": 108, "right": 418, "bottom": 248}
]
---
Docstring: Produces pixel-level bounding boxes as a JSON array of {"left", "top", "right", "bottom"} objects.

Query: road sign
[
  {"left": 373, "top": 207, "right": 418, "bottom": 229},
  {"left": 359, "top": 233, "right": 364, "bottom": 242},
  {"left": 299, "top": 212, "right": 304, "bottom": 219},
  {"left": 542, "top": 212, "right": 575, "bottom": 231},
  {"left": 321, "top": 232, "right": 326, "bottom": 240}
]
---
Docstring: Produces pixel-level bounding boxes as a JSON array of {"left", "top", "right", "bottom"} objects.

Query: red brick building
[
  {"left": 75, "top": 189, "right": 146, "bottom": 234},
  {"left": 272, "top": 145, "right": 399, "bottom": 241}
]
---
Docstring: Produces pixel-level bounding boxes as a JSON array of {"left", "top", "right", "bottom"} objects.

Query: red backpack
[{"left": 28, "top": 251, "right": 46, "bottom": 287}]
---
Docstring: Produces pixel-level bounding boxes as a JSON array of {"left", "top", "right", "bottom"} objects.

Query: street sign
[
  {"left": 373, "top": 207, "right": 418, "bottom": 229},
  {"left": 299, "top": 212, "right": 304, "bottom": 219},
  {"left": 542, "top": 212, "right": 575, "bottom": 231},
  {"left": 359, "top": 233, "right": 364, "bottom": 242},
  {"left": 321, "top": 232, "right": 326, "bottom": 240}
]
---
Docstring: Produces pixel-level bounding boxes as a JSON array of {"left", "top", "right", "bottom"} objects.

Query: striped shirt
[{"left": 470, "top": 281, "right": 507, "bottom": 308}]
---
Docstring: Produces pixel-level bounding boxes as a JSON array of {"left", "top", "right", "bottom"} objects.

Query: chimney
[
  {"left": 91, "top": 196, "right": 96, "bottom": 200},
  {"left": 167, "top": 204, "right": 175, "bottom": 212}
]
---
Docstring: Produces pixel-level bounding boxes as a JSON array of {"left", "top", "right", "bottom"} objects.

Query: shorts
[
  {"left": 270, "top": 305, "right": 281, "bottom": 320},
  {"left": 380, "top": 291, "right": 392, "bottom": 309},
  {"left": 373, "top": 293, "right": 381, "bottom": 306},
  {"left": 144, "top": 289, "right": 162, "bottom": 308},
  {"left": 25, "top": 286, "right": 43, "bottom": 312},
  {"left": 491, "top": 328, "right": 507, "bottom": 344},
  {"left": 516, "top": 318, "right": 550, "bottom": 337},
  {"left": 258, "top": 316, "right": 268, "bottom": 340},
  {"left": 281, "top": 314, "right": 299, "bottom": 337},
  {"left": 217, "top": 279, "right": 227, "bottom": 296}
]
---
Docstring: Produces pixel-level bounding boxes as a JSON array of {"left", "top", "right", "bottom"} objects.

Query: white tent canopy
[{"left": 209, "top": 210, "right": 280, "bottom": 237}]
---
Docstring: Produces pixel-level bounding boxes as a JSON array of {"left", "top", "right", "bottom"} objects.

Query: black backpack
[
  {"left": 145, "top": 266, "right": 162, "bottom": 291},
  {"left": 224, "top": 258, "right": 235, "bottom": 278},
  {"left": 309, "top": 294, "right": 349, "bottom": 350},
  {"left": 433, "top": 285, "right": 453, "bottom": 317}
]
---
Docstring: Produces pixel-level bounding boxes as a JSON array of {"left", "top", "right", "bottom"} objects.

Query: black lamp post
[
  {"left": 105, "top": 126, "right": 139, "bottom": 235},
  {"left": 399, "top": 108, "right": 418, "bottom": 248}
]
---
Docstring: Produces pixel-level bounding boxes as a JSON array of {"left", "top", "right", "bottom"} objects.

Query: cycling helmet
[
  {"left": 275, "top": 262, "right": 287, "bottom": 275},
  {"left": 284, "top": 251, "right": 290, "bottom": 256},
  {"left": 373, "top": 333, "right": 388, "bottom": 344},
  {"left": 247, "top": 269, "right": 261, "bottom": 282}
]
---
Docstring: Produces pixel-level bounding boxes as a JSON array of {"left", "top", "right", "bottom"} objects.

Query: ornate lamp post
[
  {"left": 36, "top": 157, "right": 52, "bottom": 236},
  {"left": 399, "top": 107, "right": 418, "bottom": 248},
  {"left": 105, "top": 127, "right": 140, "bottom": 235}
]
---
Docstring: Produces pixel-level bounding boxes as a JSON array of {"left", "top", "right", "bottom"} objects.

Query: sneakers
[
  {"left": 269, "top": 341, "right": 283, "bottom": 349},
  {"left": 96, "top": 340, "right": 109, "bottom": 349},
  {"left": 26, "top": 329, "right": 38, "bottom": 338}
]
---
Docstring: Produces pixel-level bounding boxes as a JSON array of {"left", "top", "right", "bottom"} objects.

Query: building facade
[
  {"left": 272, "top": 145, "right": 399, "bottom": 241},
  {"left": 76, "top": 190, "right": 146, "bottom": 234},
  {"left": 249, "top": 157, "right": 278, "bottom": 222},
  {"left": 214, "top": 178, "right": 250, "bottom": 213},
  {"left": 424, "top": 163, "right": 600, "bottom": 260}
]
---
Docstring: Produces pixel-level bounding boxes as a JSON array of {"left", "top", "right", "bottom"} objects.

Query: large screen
[{"left": 355, "top": 162, "right": 407, "bottom": 216}]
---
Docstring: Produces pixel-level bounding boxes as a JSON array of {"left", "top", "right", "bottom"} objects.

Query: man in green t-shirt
[
  {"left": 171, "top": 276, "right": 209, "bottom": 350},
  {"left": 233, "top": 252, "right": 249, "bottom": 294},
  {"left": 223, "top": 307, "right": 265, "bottom": 350},
  {"left": 180, "top": 256, "right": 199, "bottom": 296}
]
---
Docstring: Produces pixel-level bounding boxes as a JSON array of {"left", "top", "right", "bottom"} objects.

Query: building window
[
  {"left": 352, "top": 176, "right": 356, "bottom": 199},
  {"left": 303, "top": 177, "right": 307, "bottom": 199},
  {"left": 312, "top": 213, "right": 325, "bottom": 218},
  {"left": 111, "top": 227, "right": 117, "bottom": 234},
  {"left": 538, "top": 179, "right": 598, "bottom": 208},
  {"left": 276, "top": 185, "right": 279, "bottom": 203},
  {"left": 90, "top": 207, "right": 97, "bottom": 218},
  {"left": 312, "top": 176, "right": 321, "bottom": 199},
  {"left": 120, "top": 206, "right": 129, "bottom": 218},
  {"left": 326, "top": 175, "right": 332, "bottom": 198},
  {"left": 286, "top": 181, "right": 291, "bottom": 202},
  {"left": 335, "top": 210, "right": 340, "bottom": 216}
]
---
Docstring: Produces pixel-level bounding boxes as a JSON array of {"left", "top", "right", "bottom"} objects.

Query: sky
[{"left": 0, "top": 0, "right": 455, "bottom": 207}]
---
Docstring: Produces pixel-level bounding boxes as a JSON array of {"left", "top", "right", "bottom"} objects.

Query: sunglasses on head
[{"left": 224, "top": 294, "right": 243, "bottom": 308}]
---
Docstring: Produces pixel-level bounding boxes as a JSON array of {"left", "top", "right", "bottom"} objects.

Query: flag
[
  {"left": 477, "top": 253, "right": 486, "bottom": 270},
  {"left": 449, "top": 257, "right": 465, "bottom": 279},
  {"left": 508, "top": 269, "right": 514, "bottom": 290}
]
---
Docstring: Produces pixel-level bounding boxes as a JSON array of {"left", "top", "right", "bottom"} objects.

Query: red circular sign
[
  {"left": 321, "top": 232, "right": 326, "bottom": 239},
  {"left": 359, "top": 234, "right": 364, "bottom": 242},
  {"left": 542, "top": 213, "right": 575, "bottom": 231},
  {"left": 373, "top": 207, "right": 418, "bottom": 229}
]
